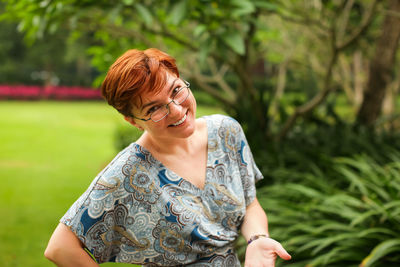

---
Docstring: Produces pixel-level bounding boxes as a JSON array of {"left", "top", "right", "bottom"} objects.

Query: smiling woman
[{"left": 44, "top": 48, "right": 291, "bottom": 267}]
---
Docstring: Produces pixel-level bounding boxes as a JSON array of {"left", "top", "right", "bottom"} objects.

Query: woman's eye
[
  {"left": 172, "top": 86, "right": 182, "bottom": 96},
  {"left": 147, "top": 106, "right": 160, "bottom": 115}
]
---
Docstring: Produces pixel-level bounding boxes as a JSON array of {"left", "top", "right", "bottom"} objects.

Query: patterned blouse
[{"left": 61, "top": 114, "right": 263, "bottom": 266}]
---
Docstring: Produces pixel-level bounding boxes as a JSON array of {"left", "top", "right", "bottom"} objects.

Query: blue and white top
[{"left": 61, "top": 114, "right": 263, "bottom": 266}]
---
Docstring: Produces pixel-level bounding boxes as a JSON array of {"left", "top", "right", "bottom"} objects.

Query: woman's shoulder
[
  {"left": 204, "top": 114, "right": 244, "bottom": 148},
  {"left": 202, "top": 113, "right": 232, "bottom": 121},
  {"left": 75, "top": 143, "right": 153, "bottom": 200},
  {"left": 99, "top": 143, "right": 138, "bottom": 175},
  {"left": 203, "top": 114, "right": 243, "bottom": 135},
  {"left": 99, "top": 143, "right": 156, "bottom": 182},
  {"left": 61, "top": 143, "right": 157, "bottom": 223},
  {"left": 202, "top": 114, "right": 240, "bottom": 128}
]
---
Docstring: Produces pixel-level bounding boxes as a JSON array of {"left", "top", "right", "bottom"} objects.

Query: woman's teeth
[{"left": 172, "top": 114, "right": 187, "bottom": 126}]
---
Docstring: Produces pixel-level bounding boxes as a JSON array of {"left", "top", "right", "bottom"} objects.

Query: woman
[{"left": 44, "top": 48, "right": 291, "bottom": 266}]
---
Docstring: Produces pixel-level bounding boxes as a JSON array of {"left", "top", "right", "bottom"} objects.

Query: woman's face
[{"left": 128, "top": 73, "right": 197, "bottom": 141}]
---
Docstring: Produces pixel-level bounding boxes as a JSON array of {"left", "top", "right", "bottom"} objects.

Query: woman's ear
[{"left": 124, "top": 116, "right": 144, "bottom": 131}]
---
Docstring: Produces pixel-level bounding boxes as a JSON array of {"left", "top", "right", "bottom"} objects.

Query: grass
[{"left": 0, "top": 101, "right": 223, "bottom": 267}]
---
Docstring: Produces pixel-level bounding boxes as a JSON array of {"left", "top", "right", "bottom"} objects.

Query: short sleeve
[
  {"left": 216, "top": 115, "right": 263, "bottom": 207},
  {"left": 233, "top": 119, "right": 263, "bottom": 206},
  {"left": 60, "top": 148, "right": 131, "bottom": 263}
]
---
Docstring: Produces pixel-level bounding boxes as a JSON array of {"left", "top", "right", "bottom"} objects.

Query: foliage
[
  {"left": 2, "top": 0, "right": 394, "bottom": 144},
  {"left": 239, "top": 113, "right": 400, "bottom": 265},
  {"left": 256, "top": 153, "right": 400, "bottom": 267},
  {"left": 114, "top": 123, "right": 142, "bottom": 151},
  {"left": 1, "top": 1, "right": 400, "bottom": 265},
  {"left": 252, "top": 108, "right": 400, "bottom": 187},
  {"left": 0, "top": 3, "right": 96, "bottom": 86},
  {"left": 0, "top": 26, "right": 93, "bottom": 86}
]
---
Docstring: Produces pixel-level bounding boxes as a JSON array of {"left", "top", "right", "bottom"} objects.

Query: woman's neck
[{"left": 138, "top": 118, "right": 206, "bottom": 156}]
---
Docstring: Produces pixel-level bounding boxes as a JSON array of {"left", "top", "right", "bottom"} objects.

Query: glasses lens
[
  {"left": 150, "top": 85, "right": 189, "bottom": 122},
  {"left": 151, "top": 106, "right": 169, "bottom": 122},
  {"left": 174, "top": 87, "right": 189, "bottom": 105}
]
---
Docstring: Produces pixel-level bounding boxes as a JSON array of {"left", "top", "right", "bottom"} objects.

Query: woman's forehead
[{"left": 133, "top": 73, "right": 180, "bottom": 108}]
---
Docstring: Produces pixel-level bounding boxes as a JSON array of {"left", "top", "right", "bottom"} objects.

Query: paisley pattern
[{"left": 61, "top": 114, "right": 263, "bottom": 266}]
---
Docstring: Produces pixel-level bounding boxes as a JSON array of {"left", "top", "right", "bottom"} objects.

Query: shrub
[
  {"left": 114, "top": 123, "right": 143, "bottom": 151},
  {"left": 0, "top": 85, "right": 41, "bottom": 100},
  {"left": 254, "top": 122, "right": 400, "bottom": 187},
  {"left": 0, "top": 85, "right": 103, "bottom": 100},
  {"left": 256, "top": 153, "right": 400, "bottom": 267}
]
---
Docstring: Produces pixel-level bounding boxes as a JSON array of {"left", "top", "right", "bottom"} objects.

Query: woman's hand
[{"left": 244, "top": 237, "right": 291, "bottom": 267}]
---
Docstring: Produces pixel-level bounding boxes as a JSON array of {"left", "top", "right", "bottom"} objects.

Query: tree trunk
[
  {"left": 353, "top": 50, "right": 365, "bottom": 108},
  {"left": 356, "top": 0, "right": 400, "bottom": 126}
]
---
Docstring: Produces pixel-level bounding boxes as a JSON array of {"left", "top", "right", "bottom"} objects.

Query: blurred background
[{"left": 0, "top": 0, "right": 399, "bottom": 266}]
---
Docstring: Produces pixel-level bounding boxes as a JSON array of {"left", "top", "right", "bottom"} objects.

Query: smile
[{"left": 172, "top": 114, "right": 187, "bottom": 126}]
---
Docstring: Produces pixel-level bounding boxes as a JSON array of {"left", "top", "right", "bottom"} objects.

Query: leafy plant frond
[
  {"left": 256, "top": 153, "right": 400, "bottom": 267},
  {"left": 360, "top": 239, "right": 400, "bottom": 267}
]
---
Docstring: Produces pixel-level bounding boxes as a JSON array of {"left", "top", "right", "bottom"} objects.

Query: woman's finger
[{"left": 275, "top": 243, "right": 292, "bottom": 260}]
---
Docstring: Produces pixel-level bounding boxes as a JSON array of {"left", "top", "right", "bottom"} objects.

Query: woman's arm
[
  {"left": 241, "top": 198, "right": 291, "bottom": 267},
  {"left": 44, "top": 223, "right": 99, "bottom": 267}
]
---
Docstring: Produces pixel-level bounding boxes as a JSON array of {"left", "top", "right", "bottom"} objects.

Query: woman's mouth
[{"left": 171, "top": 113, "right": 187, "bottom": 126}]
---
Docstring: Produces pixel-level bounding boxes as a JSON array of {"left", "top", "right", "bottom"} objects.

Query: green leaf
[
  {"left": 168, "top": 0, "right": 187, "bottom": 25},
  {"left": 313, "top": 223, "right": 351, "bottom": 235},
  {"left": 17, "top": 21, "right": 26, "bottom": 32},
  {"left": 311, "top": 233, "right": 355, "bottom": 255},
  {"left": 231, "top": 0, "right": 255, "bottom": 17},
  {"left": 135, "top": 4, "right": 153, "bottom": 27},
  {"left": 221, "top": 31, "right": 245, "bottom": 55},
  {"left": 48, "top": 23, "right": 58, "bottom": 34},
  {"left": 360, "top": 239, "right": 400, "bottom": 267},
  {"left": 194, "top": 24, "right": 206, "bottom": 37},
  {"left": 356, "top": 228, "right": 397, "bottom": 239},
  {"left": 336, "top": 165, "right": 368, "bottom": 195},
  {"left": 32, "top": 15, "right": 40, "bottom": 27},
  {"left": 311, "top": 247, "right": 364, "bottom": 266},
  {"left": 285, "top": 183, "right": 322, "bottom": 199},
  {"left": 39, "top": 0, "right": 50, "bottom": 8},
  {"left": 122, "top": 0, "right": 134, "bottom": 5},
  {"left": 198, "top": 38, "right": 213, "bottom": 65},
  {"left": 350, "top": 209, "right": 381, "bottom": 227},
  {"left": 253, "top": 1, "right": 278, "bottom": 11}
]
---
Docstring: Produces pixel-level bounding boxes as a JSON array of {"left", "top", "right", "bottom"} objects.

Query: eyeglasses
[{"left": 133, "top": 80, "right": 191, "bottom": 123}]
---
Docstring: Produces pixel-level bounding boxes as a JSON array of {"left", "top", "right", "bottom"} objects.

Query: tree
[
  {"left": 0, "top": 2, "right": 97, "bottom": 86},
  {"left": 356, "top": 0, "right": 400, "bottom": 126},
  {"left": 1, "top": 0, "right": 392, "bottom": 146}
]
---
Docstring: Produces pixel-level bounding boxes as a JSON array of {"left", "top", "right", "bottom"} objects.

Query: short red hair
[{"left": 101, "top": 48, "right": 179, "bottom": 117}]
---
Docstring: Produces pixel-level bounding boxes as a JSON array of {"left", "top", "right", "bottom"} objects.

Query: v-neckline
[{"left": 133, "top": 116, "right": 211, "bottom": 191}]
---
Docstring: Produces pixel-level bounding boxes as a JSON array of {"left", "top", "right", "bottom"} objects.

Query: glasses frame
[{"left": 132, "top": 80, "right": 191, "bottom": 123}]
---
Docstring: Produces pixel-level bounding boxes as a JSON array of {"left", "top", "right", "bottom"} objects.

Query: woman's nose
[{"left": 168, "top": 101, "right": 184, "bottom": 115}]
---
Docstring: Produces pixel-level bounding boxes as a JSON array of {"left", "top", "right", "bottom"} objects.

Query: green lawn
[{"left": 0, "top": 101, "right": 223, "bottom": 267}]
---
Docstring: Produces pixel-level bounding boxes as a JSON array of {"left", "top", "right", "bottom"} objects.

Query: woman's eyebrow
[
  {"left": 167, "top": 78, "right": 180, "bottom": 93},
  {"left": 140, "top": 78, "right": 180, "bottom": 112},
  {"left": 140, "top": 100, "right": 159, "bottom": 112}
]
